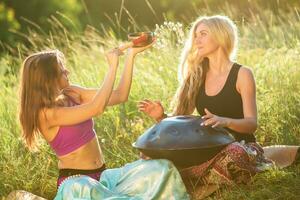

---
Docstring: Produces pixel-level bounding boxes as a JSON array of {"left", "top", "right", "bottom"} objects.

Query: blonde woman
[
  {"left": 139, "top": 15, "right": 299, "bottom": 197},
  {"left": 141, "top": 15, "right": 256, "bottom": 142}
]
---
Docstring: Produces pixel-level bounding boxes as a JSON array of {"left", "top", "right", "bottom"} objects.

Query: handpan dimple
[
  {"left": 132, "top": 115, "right": 235, "bottom": 168},
  {"left": 168, "top": 128, "right": 179, "bottom": 136}
]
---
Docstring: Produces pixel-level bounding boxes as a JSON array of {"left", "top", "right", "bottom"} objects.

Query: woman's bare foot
[{"left": 263, "top": 145, "right": 299, "bottom": 168}]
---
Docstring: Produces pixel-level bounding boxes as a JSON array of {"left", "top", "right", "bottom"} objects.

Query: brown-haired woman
[{"left": 18, "top": 44, "right": 152, "bottom": 188}]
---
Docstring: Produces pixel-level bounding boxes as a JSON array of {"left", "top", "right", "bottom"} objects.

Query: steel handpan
[{"left": 132, "top": 115, "right": 235, "bottom": 168}]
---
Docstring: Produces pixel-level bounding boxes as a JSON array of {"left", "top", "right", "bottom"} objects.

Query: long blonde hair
[
  {"left": 19, "top": 50, "right": 65, "bottom": 149},
  {"left": 172, "top": 15, "right": 238, "bottom": 115}
]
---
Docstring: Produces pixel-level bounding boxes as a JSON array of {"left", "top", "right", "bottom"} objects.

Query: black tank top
[{"left": 195, "top": 63, "right": 256, "bottom": 143}]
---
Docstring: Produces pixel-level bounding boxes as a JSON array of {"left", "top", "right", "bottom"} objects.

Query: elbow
[
  {"left": 249, "top": 119, "right": 258, "bottom": 134},
  {"left": 117, "top": 88, "right": 129, "bottom": 103},
  {"left": 93, "top": 103, "right": 106, "bottom": 117},
  {"left": 95, "top": 109, "right": 104, "bottom": 117},
  {"left": 119, "top": 95, "right": 129, "bottom": 103},
  {"left": 249, "top": 126, "right": 257, "bottom": 134}
]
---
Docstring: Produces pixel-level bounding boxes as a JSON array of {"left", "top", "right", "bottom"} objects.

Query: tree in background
[
  {"left": 0, "top": 3, "right": 20, "bottom": 47},
  {"left": 0, "top": 0, "right": 82, "bottom": 50},
  {"left": 1, "top": 0, "right": 299, "bottom": 52}
]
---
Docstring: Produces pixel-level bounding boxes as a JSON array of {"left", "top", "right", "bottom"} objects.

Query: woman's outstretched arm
[
  {"left": 65, "top": 41, "right": 155, "bottom": 106},
  {"left": 41, "top": 49, "right": 120, "bottom": 128}
]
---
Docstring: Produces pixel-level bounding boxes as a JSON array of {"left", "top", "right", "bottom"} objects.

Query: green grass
[{"left": 0, "top": 5, "right": 300, "bottom": 200}]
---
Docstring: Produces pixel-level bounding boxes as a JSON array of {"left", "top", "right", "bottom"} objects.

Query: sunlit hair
[
  {"left": 171, "top": 15, "right": 238, "bottom": 115},
  {"left": 18, "top": 50, "right": 65, "bottom": 150}
]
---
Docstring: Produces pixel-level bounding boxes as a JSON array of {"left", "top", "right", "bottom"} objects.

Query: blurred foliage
[
  {"left": 0, "top": 0, "right": 300, "bottom": 51},
  {"left": 0, "top": 0, "right": 82, "bottom": 49},
  {"left": 0, "top": 0, "right": 300, "bottom": 52},
  {"left": 0, "top": 3, "right": 20, "bottom": 45}
]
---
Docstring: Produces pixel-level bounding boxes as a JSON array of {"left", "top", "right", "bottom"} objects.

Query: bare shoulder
[
  {"left": 38, "top": 107, "right": 54, "bottom": 128},
  {"left": 237, "top": 66, "right": 256, "bottom": 92},
  {"left": 64, "top": 84, "right": 86, "bottom": 92},
  {"left": 38, "top": 108, "right": 54, "bottom": 140},
  {"left": 63, "top": 84, "right": 83, "bottom": 104},
  {"left": 238, "top": 66, "right": 254, "bottom": 79},
  {"left": 38, "top": 108, "right": 47, "bottom": 124},
  {"left": 237, "top": 66, "right": 255, "bottom": 83},
  {"left": 64, "top": 84, "right": 96, "bottom": 95}
]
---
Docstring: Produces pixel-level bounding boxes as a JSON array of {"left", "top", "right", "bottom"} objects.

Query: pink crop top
[{"left": 49, "top": 100, "right": 96, "bottom": 156}]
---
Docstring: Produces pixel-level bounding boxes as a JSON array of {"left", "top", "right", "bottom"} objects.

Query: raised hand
[
  {"left": 128, "top": 38, "right": 156, "bottom": 56},
  {"left": 138, "top": 99, "right": 165, "bottom": 122}
]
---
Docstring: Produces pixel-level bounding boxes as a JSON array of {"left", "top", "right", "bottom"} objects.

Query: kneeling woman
[{"left": 19, "top": 46, "right": 189, "bottom": 199}]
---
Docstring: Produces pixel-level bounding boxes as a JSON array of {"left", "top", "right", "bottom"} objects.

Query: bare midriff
[{"left": 57, "top": 137, "right": 104, "bottom": 170}]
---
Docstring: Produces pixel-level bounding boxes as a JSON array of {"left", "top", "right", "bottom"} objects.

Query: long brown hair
[
  {"left": 19, "top": 50, "right": 65, "bottom": 149},
  {"left": 171, "top": 16, "right": 238, "bottom": 115}
]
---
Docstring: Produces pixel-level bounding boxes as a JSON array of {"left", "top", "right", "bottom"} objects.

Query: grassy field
[{"left": 0, "top": 5, "right": 300, "bottom": 200}]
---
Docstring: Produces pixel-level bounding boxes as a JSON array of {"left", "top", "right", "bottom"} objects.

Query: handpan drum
[{"left": 132, "top": 115, "right": 235, "bottom": 168}]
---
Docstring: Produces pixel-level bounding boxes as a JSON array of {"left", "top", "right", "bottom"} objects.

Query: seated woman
[
  {"left": 18, "top": 44, "right": 189, "bottom": 199},
  {"left": 138, "top": 15, "right": 299, "bottom": 198}
]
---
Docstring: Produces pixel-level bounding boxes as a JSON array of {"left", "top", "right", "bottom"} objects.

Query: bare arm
[
  {"left": 108, "top": 52, "right": 135, "bottom": 104},
  {"left": 227, "top": 67, "right": 257, "bottom": 133},
  {"left": 64, "top": 42, "right": 155, "bottom": 106},
  {"left": 66, "top": 52, "right": 136, "bottom": 106},
  {"left": 202, "top": 67, "right": 257, "bottom": 134},
  {"left": 42, "top": 49, "right": 120, "bottom": 128}
]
